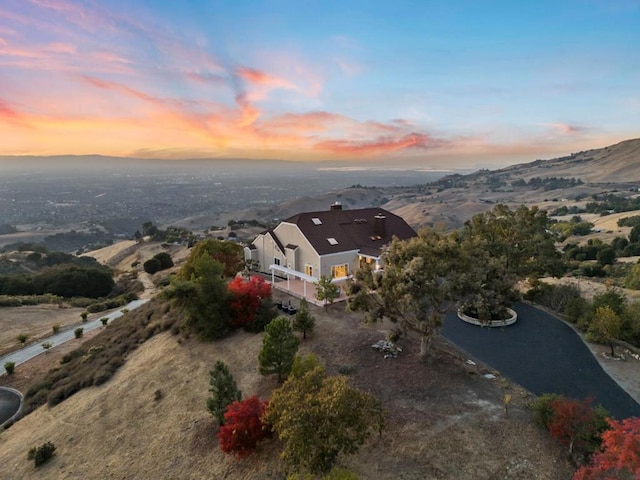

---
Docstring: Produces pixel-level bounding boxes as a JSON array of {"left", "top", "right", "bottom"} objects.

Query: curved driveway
[{"left": 442, "top": 302, "right": 640, "bottom": 420}]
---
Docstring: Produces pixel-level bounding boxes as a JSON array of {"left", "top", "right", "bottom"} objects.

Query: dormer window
[
  {"left": 327, "top": 237, "right": 338, "bottom": 245},
  {"left": 312, "top": 217, "right": 322, "bottom": 225}
]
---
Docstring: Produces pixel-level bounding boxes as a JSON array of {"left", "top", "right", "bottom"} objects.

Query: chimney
[
  {"left": 373, "top": 213, "right": 386, "bottom": 237},
  {"left": 330, "top": 201, "right": 342, "bottom": 211}
]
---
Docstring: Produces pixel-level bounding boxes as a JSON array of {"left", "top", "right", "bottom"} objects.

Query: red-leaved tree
[
  {"left": 548, "top": 396, "right": 603, "bottom": 455},
  {"left": 573, "top": 417, "right": 640, "bottom": 480},
  {"left": 227, "top": 276, "right": 272, "bottom": 328},
  {"left": 217, "top": 396, "right": 270, "bottom": 457}
]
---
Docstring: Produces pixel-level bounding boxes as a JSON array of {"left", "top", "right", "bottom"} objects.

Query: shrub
[
  {"left": 80, "top": 311, "right": 88, "bottom": 322},
  {"left": 100, "top": 317, "right": 109, "bottom": 326},
  {"left": 217, "top": 396, "right": 270, "bottom": 457},
  {"left": 154, "top": 389, "right": 163, "bottom": 401},
  {"left": 52, "top": 324, "right": 61, "bottom": 334},
  {"left": 4, "top": 361, "right": 16, "bottom": 374},
  {"left": 41, "top": 342, "right": 52, "bottom": 351},
  {"left": 531, "top": 393, "right": 561, "bottom": 429},
  {"left": 27, "top": 441, "right": 56, "bottom": 467},
  {"left": 74, "top": 327, "right": 83, "bottom": 339},
  {"left": 143, "top": 258, "right": 162, "bottom": 274},
  {"left": 573, "top": 417, "right": 640, "bottom": 480},
  {"left": 532, "top": 394, "right": 610, "bottom": 456},
  {"left": 17, "top": 333, "right": 28, "bottom": 345}
]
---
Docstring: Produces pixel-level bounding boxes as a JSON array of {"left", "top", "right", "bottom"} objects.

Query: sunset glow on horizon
[{"left": 1, "top": 0, "right": 639, "bottom": 168}]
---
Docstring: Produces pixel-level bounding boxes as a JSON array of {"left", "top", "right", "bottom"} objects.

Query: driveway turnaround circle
[{"left": 442, "top": 302, "right": 640, "bottom": 420}]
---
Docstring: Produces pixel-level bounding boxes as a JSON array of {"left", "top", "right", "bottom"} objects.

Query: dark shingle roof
[{"left": 282, "top": 207, "right": 416, "bottom": 256}]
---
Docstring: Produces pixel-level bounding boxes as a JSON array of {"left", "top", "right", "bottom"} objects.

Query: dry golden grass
[
  {"left": 0, "top": 292, "right": 575, "bottom": 479},
  {"left": 0, "top": 305, "right": 85, "bottom": 357}
]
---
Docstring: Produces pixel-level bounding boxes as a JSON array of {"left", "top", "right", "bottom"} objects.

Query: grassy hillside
[{"left": 0, "top": 292, "right": 573, "bottom": 479}]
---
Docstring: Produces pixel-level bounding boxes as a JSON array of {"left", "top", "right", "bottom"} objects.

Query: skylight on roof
[
  {"left": 327, "top": 237, "right": 338, "bottom": 245},
  {"left": 312, "top": 217, "right": 322, "bottom": 225}
]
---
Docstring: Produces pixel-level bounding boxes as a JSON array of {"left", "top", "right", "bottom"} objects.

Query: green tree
[
  {"left": 629, "top": 224, "right": 640, "bottom": 243},
  {"left": 621, "top": 301, "right": 640, "bottom": 346},
  {"left": 143, "top": 258, "right": 162, "bottom": 274},
  {"left": 265, "top": 366, "right": 385, "bottom": 475},
  {"left": 259, "top": 316, "right": 299, "bottom": 383},
  {"left": 32, "top": 264, "right": 114, "bottom": 298},
  {"left": 348, "top": 229, "right": 469, "bottom": 358},
  {"left": 596, "top": 247, "right": 616, "bottom": 266},
  {"left": 456, "top": 236, "right": 517, "bottom": 322},
  {"left": 588, "top": 306, "right": 623, "bottom": 357},
  {"left": 293, "top": 298, "right": 315, "bottom": 339},
  {"left": 142, "top": 221, "right": 160, "bottom": 239},
  {"left": 164, "top": 253, "right": 231, "bottom": 340},
  {"left": 624, "top": 263, "right": 640, "bottom": 290},
  {"left": 462, "top": 204, "right": 562, "bottom": 278},
  {"left": 153, "top": 252, "right": 174, "bottom": 270},
  {"left": 592, "top": 287, "right": 627, "bottom": 316},
  {"left": 181, "top": 239, "right": 243, "bottom": 278},
  {"left": 315, "top": 275, "right": 339, "bottom": 309},
  {"left": 207, "top": 360, "right": 242, "bottom": 425}
]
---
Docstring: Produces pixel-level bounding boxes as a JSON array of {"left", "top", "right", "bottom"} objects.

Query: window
[
  {"left": 331, "top": 264, "right": 348, "bottom": 278},
  {"left": 274, "top": 257, "right": 281, "bottom": 266},
  {"left": 327, "top": 237, "right": 338, "bottom": 245},
  {"left": 305, "top": 265, "right": 313, "bottom": 276},
  {"left": 312, "top": 217, "right": 322, "bottom": 225}
]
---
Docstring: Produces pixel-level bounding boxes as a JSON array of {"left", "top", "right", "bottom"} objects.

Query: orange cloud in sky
[
  {"left": 314, "top": 133, "right": 437, "bottom": 156},
  {"left": 261, "top": 111, "right": 347, "bottom": 133},
  {"left": 237, "top": 67, "right": 293, "bottom": 89}
]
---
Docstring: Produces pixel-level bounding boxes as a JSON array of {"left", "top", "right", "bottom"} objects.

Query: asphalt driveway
[{"left": 442, "top": 302, "right": 640, "bottom": 420}]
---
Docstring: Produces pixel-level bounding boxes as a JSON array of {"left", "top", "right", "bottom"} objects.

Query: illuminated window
[
  {"left": 305, "top": 265, "right": 313, "bottom": 276},
  {"left": 331, "top": 264, "right": 348, "bottom": 278}
]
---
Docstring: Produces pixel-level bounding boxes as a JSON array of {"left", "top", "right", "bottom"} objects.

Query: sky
[{"left": 1, "top": 0, "right": 639, "bottom": 168}]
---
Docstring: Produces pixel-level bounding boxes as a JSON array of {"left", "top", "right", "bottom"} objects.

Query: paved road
[
  {"left": 0, "top": 299, "right": 148, "bottom": 376},
  {"left": 0, "top": 388, "right": 22, "bottom": 426},
  {"left": 442, "top": 302, "right": 640, "bottom": 420}
]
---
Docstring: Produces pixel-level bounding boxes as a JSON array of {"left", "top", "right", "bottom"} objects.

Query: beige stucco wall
[
  {"left": 319, "top": 250, "right": 360, "bottom": 279},
  {"left": 251, "top": 233, "right": 285, "bottom": 272},
  {"left": 251, "top": 222, "right": 376, "bottom": 280},
  {"left": 272, "top": 222, "right": 320, "bottom": 276}
]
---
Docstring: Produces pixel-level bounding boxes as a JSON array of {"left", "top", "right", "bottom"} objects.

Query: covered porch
[{"left": 268, "top": 264, "right": 349, "bottom": 307}]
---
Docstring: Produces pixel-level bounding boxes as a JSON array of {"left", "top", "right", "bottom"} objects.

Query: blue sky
[{"left": 0, "top": 0, "right": 638, "bottom": 167}]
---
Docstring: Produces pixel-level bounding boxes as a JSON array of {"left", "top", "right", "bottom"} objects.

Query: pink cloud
[
  {"left": 0, "top": 98, "right": 22, "bottom": 120},
  {"left": 314, "top": 133, "right": 438, "bottom": 156},
  {"left": 237, "top": 67, "right": 293, "bottom": 89},
  {"left": 548, "top": 122, "right": 583, "bottom": 135},
  {"left": 261, "top": 111, "right": 347, "bottom": 133}
]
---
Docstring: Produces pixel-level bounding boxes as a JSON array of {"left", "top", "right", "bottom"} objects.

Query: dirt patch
[
  {"left": 0, "top": 305, "right": 86, "bottom": 357},
  {"left": 0, "top": 292, "right": 575, "bottom": 479},
  {"left": 0, "top": 328, "right": 102, "bottom": 393}
]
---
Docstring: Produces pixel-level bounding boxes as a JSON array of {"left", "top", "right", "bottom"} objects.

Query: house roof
[{"left": 282, "top": 207, "right": 417, "bottom": 256}]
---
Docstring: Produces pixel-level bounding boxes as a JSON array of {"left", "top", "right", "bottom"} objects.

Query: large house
[{"left": 245, "top": 203, "right": 417, "bottom": 297}]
